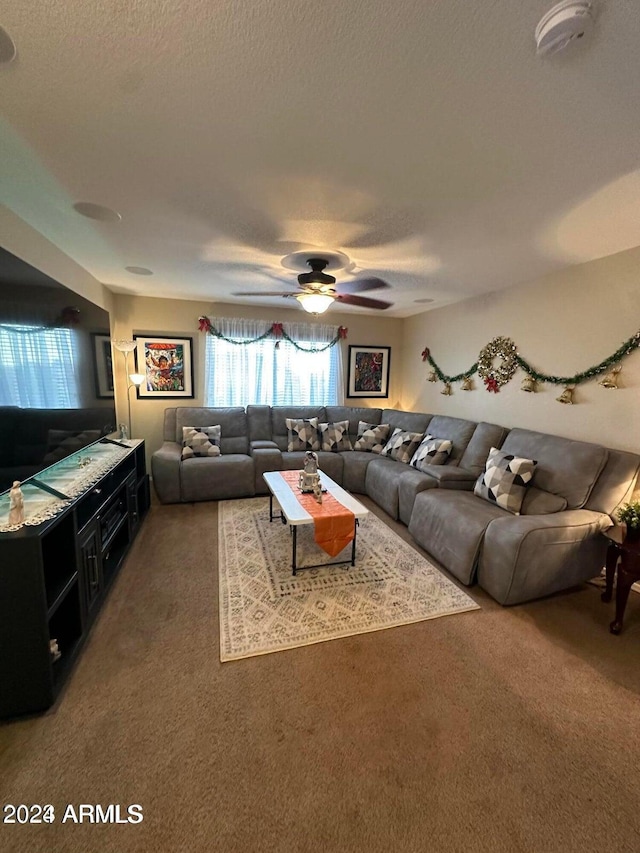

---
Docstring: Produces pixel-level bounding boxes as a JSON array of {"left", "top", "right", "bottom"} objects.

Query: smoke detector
[{"left": 535, "top": 1, "right": 595, "bottom": 57}]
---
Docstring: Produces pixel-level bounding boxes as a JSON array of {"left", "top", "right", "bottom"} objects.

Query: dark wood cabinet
[
  {"left": 78, "top": 520, "right": 102, "bottom": 614},
  {"left": 0, "top": 439, "right": 150, "bottom": 718}
]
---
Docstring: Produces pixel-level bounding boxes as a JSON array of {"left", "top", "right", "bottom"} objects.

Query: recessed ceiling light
[
  {"left": 73, "top": 202, "right": 122, "bottom": 222},
  {"left": 0, "top": 26, "right": 16, "bottom": 65},
  {"left": 413, "top": 298, "right": 434, "bottom": 304},
  {"left": 125, "top": 266, "right": 154, "bottom": 276}
]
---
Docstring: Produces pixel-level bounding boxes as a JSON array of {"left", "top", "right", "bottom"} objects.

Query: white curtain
[
  {"left": 0, "top": 324, "right": 80, "bottom": 407},
  {"left": 204, "top": 317, "right": 344, "bottom": 406}
]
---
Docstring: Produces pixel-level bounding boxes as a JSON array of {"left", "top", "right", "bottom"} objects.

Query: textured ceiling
[{"left": 1, "top": 0, "right": 639, "bottom": 317}]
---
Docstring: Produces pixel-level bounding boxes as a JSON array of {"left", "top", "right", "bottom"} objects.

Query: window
[
  {"left": 0, "top": 324, "right": 80, "bottom": 407},
  {"left": 204, "top": 318, "right": 343, "bottom": 406}
]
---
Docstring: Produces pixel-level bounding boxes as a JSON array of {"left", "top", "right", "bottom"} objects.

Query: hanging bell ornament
[
  {"left": 426, "top": 371, "right": 437, "bottom": 382},
  {"left": 599, "top": 364, "right": 621, "bottom": 389},
  {"left": 441, "top": 382, "right": 452, "bottom": 396},
  {"left": 521, "top": 376, "right": 537, "bottom": 393},
  {"left": 461, "top": 376, "right": 473, "bottom": 391},
  {"left": 556, "top": 386, "right": 575, "bottom": 405}
]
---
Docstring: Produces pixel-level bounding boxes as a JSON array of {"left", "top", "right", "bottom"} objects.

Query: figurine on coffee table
[{"left": 298, "top": 451, "right": 321, "bottom": 495}]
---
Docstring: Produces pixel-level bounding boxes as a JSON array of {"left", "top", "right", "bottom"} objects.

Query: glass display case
[
  {"left": 0, "top": 437, "right": 150, "bottom": 718},
  {"left": 0, "top": 438, "right": 134, "bottom": 532}
]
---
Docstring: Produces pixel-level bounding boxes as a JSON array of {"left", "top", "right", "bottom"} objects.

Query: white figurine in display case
[{"left": 9, "top": 480, "right": 25, "bottom": 526}]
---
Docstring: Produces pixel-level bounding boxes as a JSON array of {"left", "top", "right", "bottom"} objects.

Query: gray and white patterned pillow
[
  {"left": 353, "top": 422, "right": 391, "bottom": 454},
  {"left": 285, "top": 417, "right": 320, "bottom": 452},
  {"left": 410, "top": 434, "right": 453, "bottom": 470},
  {"left": 181, "top": 425, "right": 221, "bottom": 460},
  {"left": 380, "top": 428, "right": 424, "bottom": 464},
  {"left": 474, "top": 446, "right": 537, "bottom": 515},
  {"left": 318, "top": 420, "right": 352, "bottom": 452}
]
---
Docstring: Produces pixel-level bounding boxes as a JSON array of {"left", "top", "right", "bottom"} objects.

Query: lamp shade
[
  {"left": 129, "top": 373, "right": 145, "bottom": 386},
  {"left": 112, "top": 339, "right": 136, "bottom": 353},
  {"left": 296, "top": 293, "right": 334, "bottom": 315}
]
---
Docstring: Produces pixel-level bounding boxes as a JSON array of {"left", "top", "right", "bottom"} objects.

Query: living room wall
[
  {"left": 0, "top": 205, "right": 114, "bottom": 313},
  {"left": 402, "top": 245, "right": 640, "bottom": 453},
  {"left": 111, "top": 295, "right": 403, "bottom": 459}
]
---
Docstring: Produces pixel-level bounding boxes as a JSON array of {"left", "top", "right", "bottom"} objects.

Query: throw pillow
[
  {"left": 318, "top": 420, "right": 352, "bottom": 452},
  {"left": 380, "top": 428, "right": 424, "bottom": 465},
  {"left": 474, "top": 446, "right": 537, "bottom": 515},
  {"left": 410, "top": 434, "right": 453, "bottom": 470},
  {"left": 181, "top": 425, "right": 221, "bottom": 459},
  {"left": 353, "top": 422, "right": 391, "bottom": 454},
  {"left": 285, "top": 417, "right": 320, "bottom": 452}
]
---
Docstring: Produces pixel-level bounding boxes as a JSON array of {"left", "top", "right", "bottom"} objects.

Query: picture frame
[
  {"left": 91, "top": 332, "right": 115, "bottom": 399},
  {"left": 347, "top": 345, "right": 391, "bottom": 398},
  {"left": 133, "top": 334, "right": 194, "bottom": 399}
]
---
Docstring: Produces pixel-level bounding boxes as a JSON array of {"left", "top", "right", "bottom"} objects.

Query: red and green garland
[
  {"left": 198, "top": 316, "right": 347, "bottom": 353},
  {"left": 422, "top": 328, "right": 640, "bottom": 397}
]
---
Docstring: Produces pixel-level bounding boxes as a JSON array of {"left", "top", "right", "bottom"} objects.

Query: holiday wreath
[{"left": 477, "top": 336, "right": 518, "bottom": 393}]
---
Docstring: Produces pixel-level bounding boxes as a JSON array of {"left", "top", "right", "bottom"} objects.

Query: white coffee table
[{"left": 262, "top": 470, "right": 369, "bottom": 575}]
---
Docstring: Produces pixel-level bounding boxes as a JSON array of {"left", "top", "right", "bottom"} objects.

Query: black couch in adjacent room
[{"left": 0, "top": 406, "right": 116, "bottom": 492}]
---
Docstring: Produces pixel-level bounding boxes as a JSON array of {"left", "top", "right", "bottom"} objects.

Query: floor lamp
[{"left": 112, "top": 340, "right": 144, "bottom": 439}]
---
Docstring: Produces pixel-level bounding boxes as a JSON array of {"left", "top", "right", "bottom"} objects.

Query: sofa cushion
[
  {"left": 175, "top": 407, "right": 248, "bottom": 454},
  {"left": 474, "top": 446, "right": 537, "bottom": 516},
  {"left": 380, "top": 428, "right": 424, "bottom": 465},
  {"left": 353, "top": 422, "right": 390, "bottom": 454},
  {"left": 365, "top": 457, "right": 408, "bottom": 519},
  {"left": 341, "top": 450, "right": 379, "bottom": 494},
  {"left": 382, "top": 409, "right": 432, "bottom": 435},
  {"left": 423, "top": 415, "right": 476, "bottom": 464},
  {"left": 520, "top": 487, "right": 567, "bottom": 515},
  {"left": 410, "top": 435, "right": 452, "bottom": 470},
  {"left": 325, "top": 406, "right": 382, "bottom": 442},
  {"left": 180, "top": 454, "right": 254, "bottom": 502},
  {"left": 500, "top": 429, "right": 607, "bottom": 510},
  {"left": 181, "top": 425, "right": 221, "bottom": 459},
  {"left": 459, "top": 422, "right": 510, "bottom": 475},
  {"left": 397, "top": 468, "right": 440, "bottom": 526},
  {"left": 585, "top": 448, "right": 640, "bottom": 515},
  {"left": 43, "top": 429, "right": 102, "bottom": 463},
  {"left": 408, "top": 490, "right": 508, "bottom": 585},
  {"left": 418, "top": 466, "right": 478, "bottom": 489},
  {"left": 318, "top": 420, "right": 352, "bottom": 452},
  {"left": 285, "top": 417, "right": 320, "bottom": 452},
  {"left": 13, "top": 444, "right": 46, "bottom": 466}
]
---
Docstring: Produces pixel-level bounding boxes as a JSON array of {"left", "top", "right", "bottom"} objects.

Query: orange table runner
[{"left": 280, "top": 470, "right": 355, "bottom": 557}]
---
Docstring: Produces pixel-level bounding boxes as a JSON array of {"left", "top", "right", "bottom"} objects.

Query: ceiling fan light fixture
[{"left": 296, "top": 293, "right": 335, "bottom": 314}]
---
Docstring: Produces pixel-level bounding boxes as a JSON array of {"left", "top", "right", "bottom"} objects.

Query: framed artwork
[
  {"left": 347, "top": 345, "right": 391, "bottom": 398},
  {"left": 91, "top": 333, "right": 115, "bottom": 399},
  {"left": 133, "top": 335, "right": 194, "bottom": 399}
]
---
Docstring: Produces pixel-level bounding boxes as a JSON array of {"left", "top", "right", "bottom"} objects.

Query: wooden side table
[{"left": 602, "top": 537, "right": 640, "bottom": 634}]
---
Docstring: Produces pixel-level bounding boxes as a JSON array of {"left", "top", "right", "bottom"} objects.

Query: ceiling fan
[{"left": 232, "top": 257, "right": 393, "bottom": 314}]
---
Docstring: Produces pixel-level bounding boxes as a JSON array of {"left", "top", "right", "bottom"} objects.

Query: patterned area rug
[{"left": 218, "top": 497, "right": 480, "bottom": 661}]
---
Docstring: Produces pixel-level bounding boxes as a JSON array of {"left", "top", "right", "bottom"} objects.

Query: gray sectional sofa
[{"left": 151, "top": 405, "right": 640, "bottom": 606}]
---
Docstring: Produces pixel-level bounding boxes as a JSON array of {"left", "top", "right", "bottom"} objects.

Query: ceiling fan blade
[
  {"left": 232, "top": 291, "right": 298, "bottom": 297},
  {"left": 335, "top": 294, "right": 393, "bottom": 310},
  {"left": 336, "top": 276, "right": 391, "bottom": 294}
]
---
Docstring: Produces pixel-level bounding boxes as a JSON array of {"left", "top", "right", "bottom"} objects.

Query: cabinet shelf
[
  {"left": 47, "top": 571, "right": 79, "bottom": 619},
  {"left": 101, "top": 511, "right": 129, "bottom": 555},
  {"left": 0, "top": 439, "right": 149, "bottom": 718}
]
